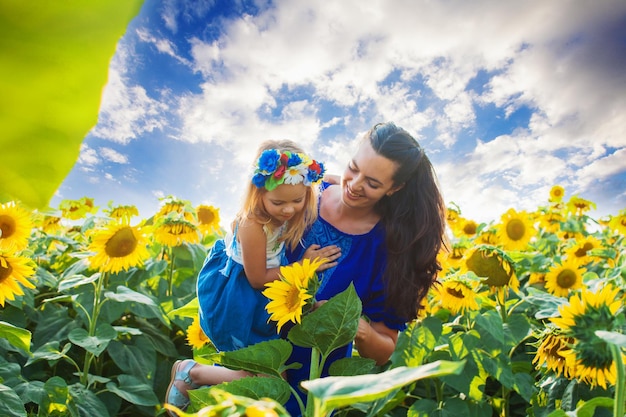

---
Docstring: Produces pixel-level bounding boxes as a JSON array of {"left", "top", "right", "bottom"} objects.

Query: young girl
[
  {"left": 196, "top": 139, "right": 327, "bottom": 352},
  {"left": 166, "top": 140, "right": 342, "bottom": 415}
]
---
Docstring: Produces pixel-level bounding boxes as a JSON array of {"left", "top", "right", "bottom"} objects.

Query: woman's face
[{"left": 341, "top": 139, "right": 402, "bottom": 210}]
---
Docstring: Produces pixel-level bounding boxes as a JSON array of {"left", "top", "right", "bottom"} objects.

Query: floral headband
[{"left": 252, "top": 149, "right": 325, "bottom": 191}]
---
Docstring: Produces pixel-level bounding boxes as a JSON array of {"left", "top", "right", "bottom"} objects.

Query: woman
[
  {"left": 283, "top": 121, "right": 446, "bottom": 413},
  {"left": 165, "top": 122, "right": 446, "bottom": 416}
]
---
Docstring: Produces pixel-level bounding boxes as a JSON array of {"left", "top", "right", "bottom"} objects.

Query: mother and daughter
[{"left": 165, "top": 122, "right": 447, "bottom": 416}]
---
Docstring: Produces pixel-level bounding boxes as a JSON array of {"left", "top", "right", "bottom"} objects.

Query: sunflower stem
[
  {"left": 80, "top": 271, "right": 107, "bottom": 387},
  {"left": 167, "top": 248, "right": 175, "bottom": 297},
  {"left": 305, "top": 348, "right": 322, "bottom": 417},
  {"left": 610, "top": 343, "right": 625, "bottom": 417},
  {"left": 496, "top": 287, "right": 508, "bottom": 323}
]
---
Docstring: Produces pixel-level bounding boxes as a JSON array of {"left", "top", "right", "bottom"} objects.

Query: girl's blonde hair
[{"left": 234, "top": 139, "right": 319, "bottom": 251}]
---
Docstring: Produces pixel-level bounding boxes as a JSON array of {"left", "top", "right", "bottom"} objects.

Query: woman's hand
[{"left": 302, "top": 244, "right": 341, "bottom": 271}]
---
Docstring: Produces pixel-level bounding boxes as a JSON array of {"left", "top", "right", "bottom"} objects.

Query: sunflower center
[
  {"left": 463, "top": 222, "right": 477, "bottom": 235},
  {"left": 556, "top": 269, "right": 578, "bottom": 289},
  {"left": 285, "top": 287, "right": 302, "bottom": 311},
  {"left": 104, "top": 227, "right": 138, "bottom": 258},
  {"left": 0, "top": 214, "right": 16, "bottom": 239},
  {"left": 0, "top": 260, "right": 12, "bottom": 282},
  {"left": 506, "top": 219, "right": 526, "bottom": 241},
  {"left": 446, "top": 287, "right": 464, "bottom": 299},
  {"left": 198, "top": 209, "right": 215, "bottom": 225},
  {"left": 466, "top": 251, "right": 512, "bottom": 287}
]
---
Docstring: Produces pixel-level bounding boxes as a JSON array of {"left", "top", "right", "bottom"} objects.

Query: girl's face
[
  {"left": 262, "top": 182, "right": 308, "bottom": 224},
  {"left": 341, "top": 139, "right": 402, "bottom": 210}
]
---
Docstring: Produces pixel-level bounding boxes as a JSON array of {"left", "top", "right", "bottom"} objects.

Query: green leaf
[
  {"left": 107, "top": 338, "right": 156, "bottom": 383},
  {"left": 104, "top": 285, "right": 157, "bottom": 306},
  {"left": 195, "top": 376, "right": 292, "bottom": 405},
  {"left": 328, "top": 357, "right": 376, "bottom": 376},
  {"left": 68, "top": 384, "right": 111, "bottom": 417},
  {"left": 68, "top": 323, "right": 117, "bottom": 356},
  {"left": 409, "top": 398, "right": 438, "bottom": 417},
  {"left": 288, "top": 283, "right": 361, "bottom": 357},
  {"left": 0, "top": 384, "right": 27, "bottom": 417},
  {"left": 168, "top": 297, "right": 200, "bottom": 319},
  {"left": 524, "top": 287, "right": 567, "bottom": 319},
  {"left": 474, "top": 310, "right": 504, "bottom": 354},
  {"left": 302, "top": 361, "right": 465, "bottom": 415},
  {"left": 26, "top": 342, "right": 71, "bottom": 366},
  {"left": 392, "top": 316, "right": 443, "bottom": 366},
  {"left": 215, "top": 339, "right": 296, "bottom": 377},
  {"left": 106, "top": 374, "right": 159, "bottom": 406},
  {"left": 58, "top": 273, "right": 99, "bottom": 292},
  {"left": 0, "top": 321, "right": 31, "bottom": 353},
  {"left": 40, "top": 377, "right": 69, "bottom": 417},
  {"left": 0, "top": 1, "right": 143, "bottom": 208},
  {"left": 596, "top": 330, "right": 626, "bottom": 348}
]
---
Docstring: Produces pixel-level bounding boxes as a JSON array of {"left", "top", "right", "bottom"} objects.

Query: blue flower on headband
[
  {"left": 257, "top": 149, "right": 281, "bottom": 174},
  {"left": 252, "top": 149, "right": 325, "bottom": 191},
  {"left": 251, "top": 172, "right": 267, "bottom": 188}
]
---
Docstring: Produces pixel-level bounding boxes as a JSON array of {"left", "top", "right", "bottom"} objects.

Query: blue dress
[
  {"left": 284, "top": 183, "right": 407, "bottom": 415},
  {"left": 196, "top": 224, "right": 286, "bottom": 352}
]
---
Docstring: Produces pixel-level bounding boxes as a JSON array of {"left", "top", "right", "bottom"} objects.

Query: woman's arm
[
  {"left": 238, "top": 220, "right": 281, "bottom": 289},
  {"left": 354, "top": 319, "right": 398, "bottom": 366}
]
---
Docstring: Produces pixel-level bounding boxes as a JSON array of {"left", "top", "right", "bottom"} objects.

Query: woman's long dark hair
[{"left": 369, "top": 122, "right": 446, "bottom": 321}]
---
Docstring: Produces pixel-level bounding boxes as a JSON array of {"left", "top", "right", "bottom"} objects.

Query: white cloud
[
  {"left": 77, "top": 144, "right": 99, "bottom": 166},
  {"left": 100, "top": 147, "right": 129, "bottom": 164}
]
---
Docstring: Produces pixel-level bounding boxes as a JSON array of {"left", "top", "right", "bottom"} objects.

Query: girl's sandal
[{"left": 165, "top": 360, "right": 200, "bottom": 416}]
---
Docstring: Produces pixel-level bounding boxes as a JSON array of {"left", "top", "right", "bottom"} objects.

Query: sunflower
[
  {"left": 446, "top": 207, "right": 461, "bottom": 226},
  {"left": 0, "top": 202, "right": 33, "bottom": 252},
  {"left": 438, "top": 243, "right": 468, "bottom": 276},
  {"left": 432, "top": 274, "right": 482, "bottom": 315},
  {"left": 549, "top": 185, "right": 565, "bottom": 203},
  {"left": 462, "top": 246, "right": 519, "bottom": 292},
  {"left": 566, "top": 195, "right": 596, "bottom": 217},
  {"left": 564, "top": 235, "right": 602, "bottom": 266},
  {"left": 196, "top": 205, "right": 221, "bottom": 235},
  {"left": 454, "top": 217, "right": 479, "bottom": 238},
  {"left": 155, "top": 196, "right": 195, "bottom": 222},
  {"left": 262, "top": 258, "right": 327, "bottom": 332},
  {"left": 532, "top": 332, "right": 574, "bottom": 378},
  {"left": 0, "top": 251, "right": 36, "bottom": 306},
  {"left": 550, "top": 285, "right": 624, "bottom": 388},
  {"left": 476, "top": 229, "right": 499, "bottom": 246},
  {"left": 608, "top": 211, "right": 626, "bottom": 235},
  {"left": 89, "top": 223, "right": 150, "bottom": 273},
  {"left": 59, "top": 197, "right": 98, "bottom": 220},
  {"left": 106, "top": 204, "right": 139, "bottom": 224},
  {"left": 538, "top": 210, "right": 565, "bottom": 234},
  {"left": 496, "top": 208, "right": 536, "bottom": 251},
  {"left": 153, "top": 218, "right": 200, "bottom": 247},
  {"left": 544, "top": 259, "right": 585, "bottom": 298},
  {"left": 186, "top": 315, "right": 211, "bottom": 349},
  {"left": 41, "top": 215, "right": 63, "bottom": 234}
]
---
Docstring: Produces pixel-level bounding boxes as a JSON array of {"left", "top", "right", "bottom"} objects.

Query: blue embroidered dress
[
  {"left": 197, "top": 223, "right": 286, "bottom": 352},
  {"left": 284, "top": 183, "right": 407, "bottom": 415}
]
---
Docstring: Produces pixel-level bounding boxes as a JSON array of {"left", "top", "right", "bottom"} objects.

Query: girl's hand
[{"left": 302, "top": 244, "right": 341, "bottom": 271}]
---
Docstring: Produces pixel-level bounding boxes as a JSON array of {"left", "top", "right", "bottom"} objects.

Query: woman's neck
[{"left": 320, "top": 185, "right": 380, "bottom": 235}]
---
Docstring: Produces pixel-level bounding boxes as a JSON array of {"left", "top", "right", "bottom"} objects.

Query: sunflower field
[{"left": 0, "top": 188, "right": 625, "bottom": 417}]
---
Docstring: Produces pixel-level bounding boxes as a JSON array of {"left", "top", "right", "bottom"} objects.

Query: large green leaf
[
  {"left": 68, "top": 323, "right": 117, "bottom": 356},
  {"left": 215, "top": 338, "right": 296, "bottom": 377},
  {"left": 0, "top": 384, "right": 27, "bottom": 417},
  {"left": 302, "top": 361, "right": 465, "bottom": 415},
  {"left": 106, "top": 374, "right": 159, "bottom": 406},
  {"left": 192, "top": 376, "right": 292, "bottom": 406},
  {"left": 288, "top": 283, "right": 361, "bottom": 357},
  {"left": 0, "top": 1, "right": 143, "bottom": 208},
  {"left": 0, "top": 320, "right": 31, "bottom": 353}
]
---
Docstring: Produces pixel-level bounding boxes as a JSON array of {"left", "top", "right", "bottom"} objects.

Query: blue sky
[{"left": 53, "top": 0, "right": 626, "bottom": 227}]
